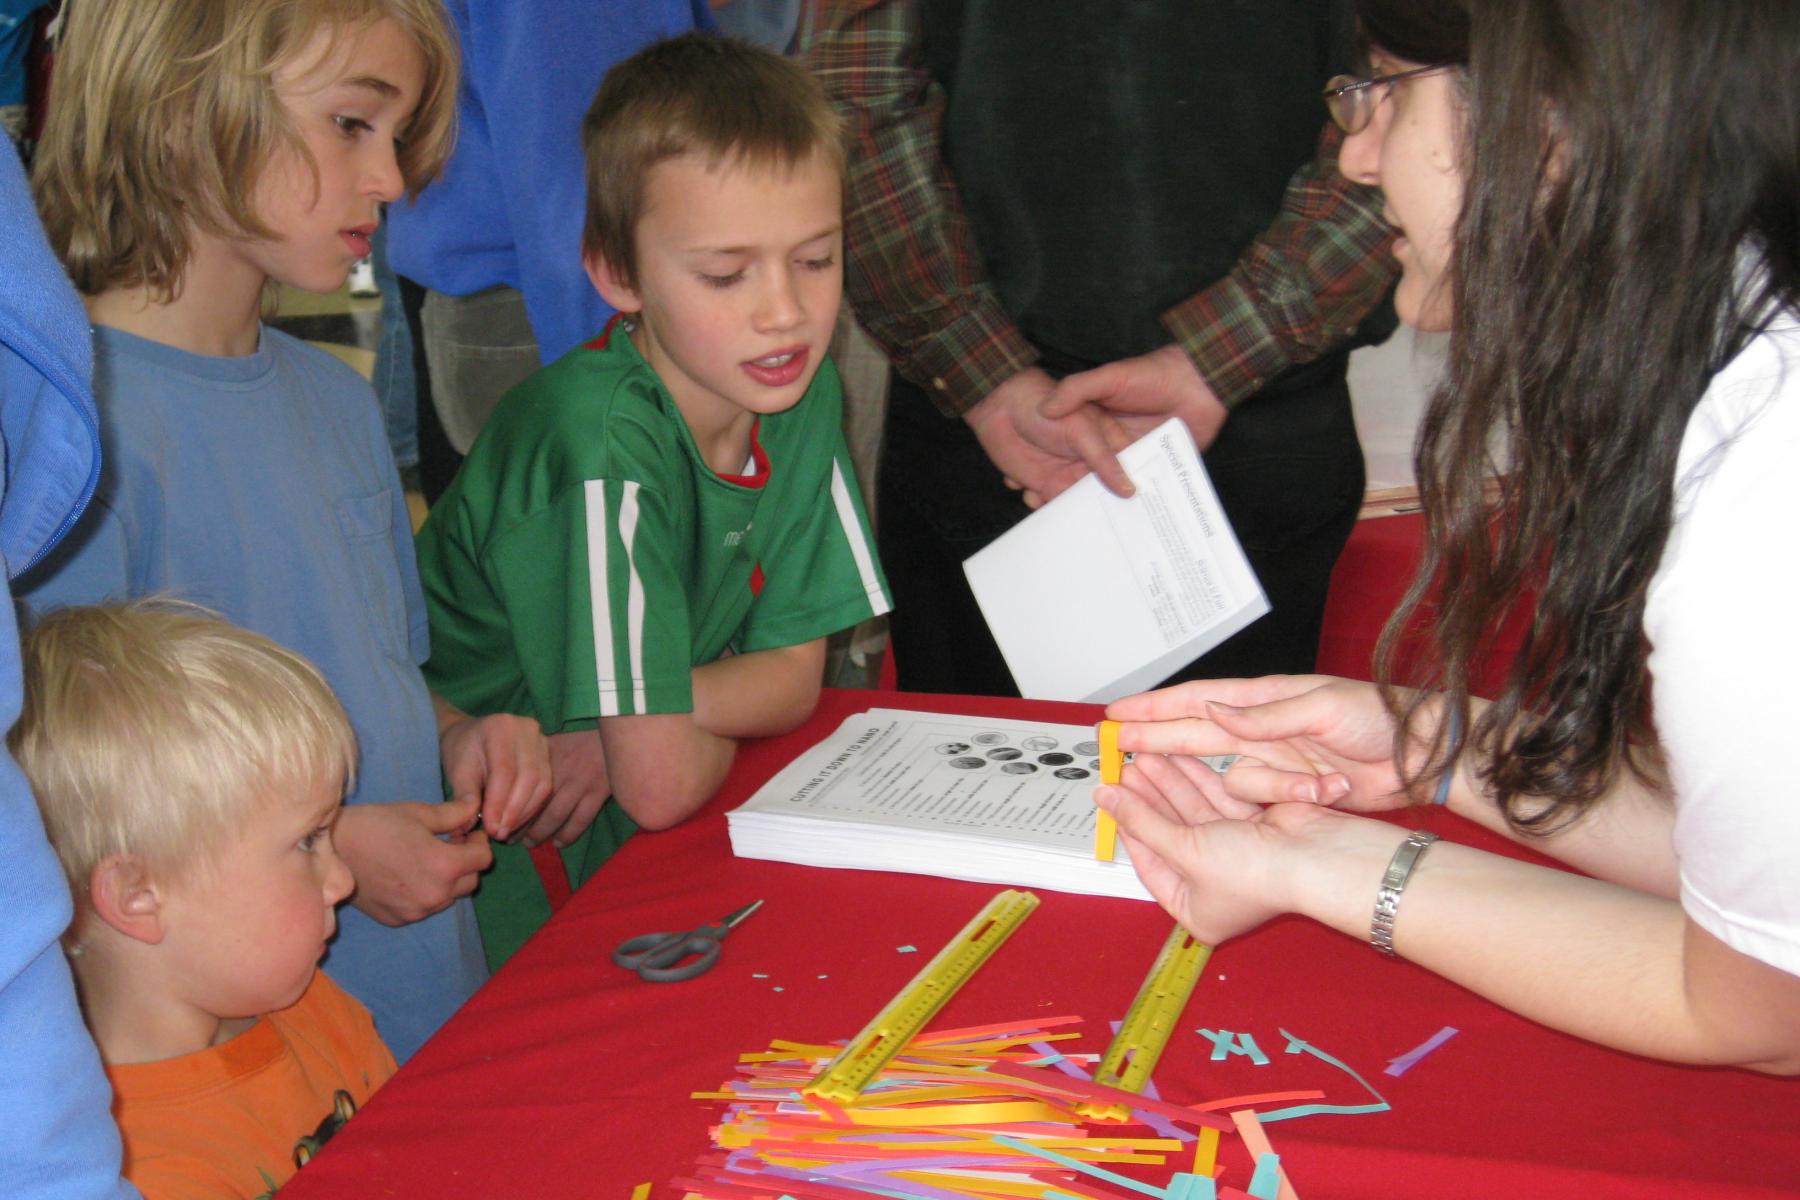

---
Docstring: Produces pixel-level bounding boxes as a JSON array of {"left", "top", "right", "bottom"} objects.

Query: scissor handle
[{"left": 612, "top": 931, "right": 722, "bottom": 982}]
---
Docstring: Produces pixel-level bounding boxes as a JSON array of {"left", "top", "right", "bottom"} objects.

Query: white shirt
[{"left": 1647, "top": 297, "right": 1800, "bottom": 976}]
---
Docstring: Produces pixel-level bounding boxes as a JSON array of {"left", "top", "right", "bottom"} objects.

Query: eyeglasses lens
[{"left": 1323, "top": 75, "right": 1369, "bottom": 134}]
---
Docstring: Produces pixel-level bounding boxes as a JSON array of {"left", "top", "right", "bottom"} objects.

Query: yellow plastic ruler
[
  {"left": 1076, "top": 922, "right": 1213, "bottom": 1120},
  {"left": 805, "top": 889, "right": 1041, "bottom": 1103}
]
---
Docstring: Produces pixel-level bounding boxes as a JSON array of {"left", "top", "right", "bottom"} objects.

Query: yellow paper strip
[
  {"left": 841, "top": 1100, "right": 1061, "bottom": 1127},
  {"left": 629, "top": 1185, "right": 650, "bottom": 1200},
  {"left": 1094, "top": 810, "right": 1119, "bottom": 862},
  {"left": 1095, "top": 721, "right": 1123, "bottom": 860},
  {"left": 1099, "top": 720, "right": 1123, "bottom": 784},
  {"left": 1193, "top": 1125, "right": 1221, "bottom": 1176}
]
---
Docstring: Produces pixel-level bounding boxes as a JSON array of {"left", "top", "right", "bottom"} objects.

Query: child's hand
[
  {"left": 335, "top": 799, "right": 493, "bottom": 927},
  {"left": 437, "top": 710, "right": 554, "bottom": 841},
  {"left": 524, "top": 730, "right": 613, "bottom": 848}
]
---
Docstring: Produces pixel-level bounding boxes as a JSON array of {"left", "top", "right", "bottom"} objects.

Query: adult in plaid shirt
[{"left": 807, "top": 0, "right": 1399, "bottom": 694}]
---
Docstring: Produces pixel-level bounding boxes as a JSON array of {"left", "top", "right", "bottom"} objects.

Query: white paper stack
[
  {"left": 963, "top": 417, "right": 1269, "bottom": 703},
  {"left": 728, "top": 708, "right": 1155, "bottom": 901}
]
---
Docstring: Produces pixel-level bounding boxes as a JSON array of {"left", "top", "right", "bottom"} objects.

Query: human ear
[
  {"left": 89, "top": 855, "right": 167, "bottom": 945},
  {"left": 584, "top": 251, "right": 642, "bottom": 315}
]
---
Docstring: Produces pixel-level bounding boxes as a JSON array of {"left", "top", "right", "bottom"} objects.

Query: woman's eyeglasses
[{"left": 1322, "top": 65, "right": 1448, "bottom": 134}]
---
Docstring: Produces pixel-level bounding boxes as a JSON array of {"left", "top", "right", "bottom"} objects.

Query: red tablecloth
[{"left": 281, "top": 689, "right": 1798, "bottom": 1200}]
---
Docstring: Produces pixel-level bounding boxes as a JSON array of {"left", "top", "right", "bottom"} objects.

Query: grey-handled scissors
[{"left": 611, "top": 899, "right": 763, "bottom": 983}]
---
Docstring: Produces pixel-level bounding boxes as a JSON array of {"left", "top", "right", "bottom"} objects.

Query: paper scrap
[
  {"left": 1247, "top": 1153, "right": 1284, "bottom": 1200},
  {"left": 1252, "top": 1029, "right": 1391, "bottom": 1123},
  {"left": 1200, "top": 1029, "right": 1270, "bottom": 1065},
  {"left": 1169, "top": 1173, "right": 1219, "bottom": 1200},
  {"left": 1094, "top": 810, "right": 1119, "bottom": 862},
  {"left": 896, "top": 944, "right": 917, "bottom": 954},
  {"left": 992, "top": 1134, "right": 1167, "bottom": 1199},
  {"left": 1193, "top": 1125, "right": 1221, "bottom": 1176},
  {"left": 1384, "top": 1025, "right": 1459, "bottom": 1077},
  {"left": 1099, "top": 720, "right": 1124, "bottom": 784},
  {"left": 1231, "top": 1111, "right": 1299, "bottom": 1200}
]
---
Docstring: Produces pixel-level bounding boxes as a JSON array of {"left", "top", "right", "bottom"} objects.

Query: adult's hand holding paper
[{"left": 963, "top": 417, "right": 1269, "bottom": 702}]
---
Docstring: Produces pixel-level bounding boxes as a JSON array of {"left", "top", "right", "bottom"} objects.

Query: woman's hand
[
  {"left": 1096, "top": 757, "right": 1350, "bottom": 945},
  {"left": 1107, "top": 675, "right": 1442, "bottom": 813}
]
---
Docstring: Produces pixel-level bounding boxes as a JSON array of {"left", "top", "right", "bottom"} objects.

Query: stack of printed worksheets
[{"left": 730, "top": 708, "right": 1185, "bottom": 900}]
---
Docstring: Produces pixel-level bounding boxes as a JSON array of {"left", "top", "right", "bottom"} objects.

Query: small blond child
[
  {"left": 414, "top": 33, "right": 892, "bottom": 966},
  {"left": 13, "top": 603, "right": 393, "bottom": 1200}
]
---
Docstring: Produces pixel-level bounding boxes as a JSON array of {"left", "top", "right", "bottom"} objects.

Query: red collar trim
[
  {"left": 583, "top": 312, "right": 630, "bottom": 351},
  {"left": 717, "top": 420, "right": 769, "bottom": 488}
]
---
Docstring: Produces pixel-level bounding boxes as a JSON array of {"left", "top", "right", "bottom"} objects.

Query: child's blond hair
[
  {"left": 580, "top": 33, "right": 845, "bottom": 288},
  {"left": 10, "top": 601, "right": 358, "bottom": 901},
  {"left": 32, "top": 0, "right": 459, "bottom": 299}
]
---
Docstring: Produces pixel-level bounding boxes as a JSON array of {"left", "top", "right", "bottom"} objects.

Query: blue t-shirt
[
  {"left": 385, "top": 0, "right": 713, "bottom": 361},
  {"left": 20, "top": 325, "right": 486, "bottom": 1062}
]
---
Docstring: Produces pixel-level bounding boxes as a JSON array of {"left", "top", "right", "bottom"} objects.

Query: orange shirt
[{"left": 107, "top": 971, "right": 397, "bottom": 1200}]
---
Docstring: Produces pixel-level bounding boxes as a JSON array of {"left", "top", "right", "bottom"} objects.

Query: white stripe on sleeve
[
  {"left": 830, "top": 460, "right": 891, "bottom": 616},
  {"left": 583, "top": 481, "right": 620, "bottom": 717},
  {"left": 618, "top": 482, "right": 648, "bottom": 714}
]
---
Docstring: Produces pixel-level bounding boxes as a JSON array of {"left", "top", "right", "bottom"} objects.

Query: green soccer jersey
[
  {"left": 417, "top": 320, "right": 891, "bottom": 730},
  {"left": 415, "top": 320, "right": 891, "bottom": 967}
]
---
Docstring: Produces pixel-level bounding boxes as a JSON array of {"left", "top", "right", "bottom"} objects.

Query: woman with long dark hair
[{"left": 1097, "top": 0, "right": 1800, "bottom": 1071}]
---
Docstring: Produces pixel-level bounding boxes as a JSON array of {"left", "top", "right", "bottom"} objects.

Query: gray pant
[{"left": 421, "top": 284, "right": 541, "bottom": 454}]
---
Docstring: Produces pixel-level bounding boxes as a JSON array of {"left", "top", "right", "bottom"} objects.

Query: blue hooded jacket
[{"left": 0, "top": 145, "right": 137, "bottom": 1200}]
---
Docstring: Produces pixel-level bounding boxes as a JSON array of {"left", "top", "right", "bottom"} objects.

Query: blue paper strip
[
  {"left": 1251, "top": 1028, "right": 1392, "bottom": 1124},
  {"left": 1246, "top": 1152, "right": 1282, "bottom": 1199},
  {"left": 991, "top": 1135, "right": 1168, "bottom": 1199}
]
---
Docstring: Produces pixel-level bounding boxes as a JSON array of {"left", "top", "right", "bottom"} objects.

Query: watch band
[{"left": 1370, "top": 830, "right": 1440, "bottom": 957}]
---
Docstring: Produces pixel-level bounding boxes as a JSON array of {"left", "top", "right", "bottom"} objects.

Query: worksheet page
[{"left": 963, "top": 418, "right": 1268, "bottom": 702}]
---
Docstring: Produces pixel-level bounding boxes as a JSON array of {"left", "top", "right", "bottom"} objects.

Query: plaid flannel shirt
[{"left": 804, "top": 0, "right": 1400, "bottom": 417}]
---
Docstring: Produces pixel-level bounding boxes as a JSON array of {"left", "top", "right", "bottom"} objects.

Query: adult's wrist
[
  {"left": 1283, "top": 812, "right": 1418, "bottom": 939},
  {"left": 1370, "top": 830, "right": 1440, "bottom": 956}
]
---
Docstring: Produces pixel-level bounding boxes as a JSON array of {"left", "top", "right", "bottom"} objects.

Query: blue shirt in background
[{"left": 387, "top": 0, "right": 714, "bottom": 362}]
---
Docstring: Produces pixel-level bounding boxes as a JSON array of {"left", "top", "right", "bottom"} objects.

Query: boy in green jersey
[{"left": 414, "top": 34, "right": 891, "bottom": 966}]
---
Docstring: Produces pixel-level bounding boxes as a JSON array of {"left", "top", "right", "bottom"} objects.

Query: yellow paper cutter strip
[
  {"left": 805, "top": 889, "right": 1041, "bottom": 1103},
  {"left": 1094, "top": 720, "right": 1122, "bottom": 861},
  {"left": 1075, "top": 921, "right": 1213, "bottom": 1120}
]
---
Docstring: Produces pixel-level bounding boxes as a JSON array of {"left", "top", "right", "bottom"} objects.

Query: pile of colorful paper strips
[{"left": 670, "top": 1015, "right": 1389, "bottom": 1200}]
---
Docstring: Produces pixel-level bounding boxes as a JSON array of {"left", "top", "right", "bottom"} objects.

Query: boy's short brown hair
[
  {"left": 580, "top": 33, "right": 845, "bottom": 288},
  {"left": 31, "top": 0, "right": 459, "bottom": 299},
  {"left": 10, "top": 601, "right": 358, "bottom": 903}
]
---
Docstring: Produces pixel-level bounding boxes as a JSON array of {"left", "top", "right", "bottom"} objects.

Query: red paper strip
[{"left": 1190, "top": 1090, "right": 1326, "bottom": 1113}]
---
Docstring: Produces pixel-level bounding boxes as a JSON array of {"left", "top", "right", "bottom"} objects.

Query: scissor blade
[{"left": 721, "top": 899, "right": 764, "bottom": 931}]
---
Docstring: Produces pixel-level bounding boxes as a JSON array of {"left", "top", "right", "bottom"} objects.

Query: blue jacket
[
  {"left": 387, "top": 1, "right": 713, "bottom": 362},
  {"left": 0, "top": 148, "right": 137, "bottom": 1198}
]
